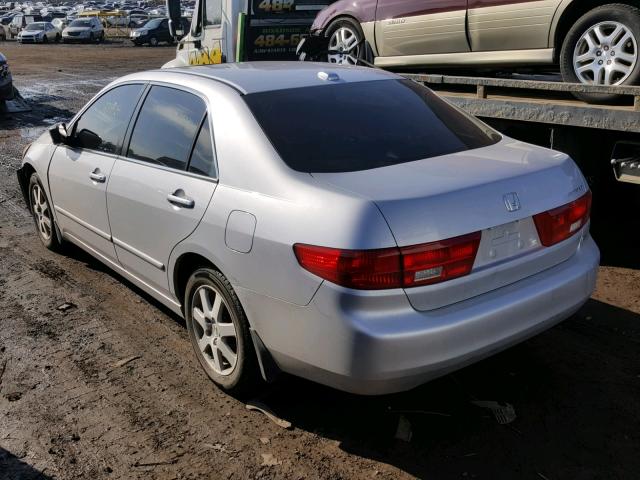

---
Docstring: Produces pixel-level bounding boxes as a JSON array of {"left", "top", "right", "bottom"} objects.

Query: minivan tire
[
  {"left": 184, "top": 268, "right": 261, "bottom": 396},
  {"left": 560, "top": 4, "right": 640, "bottom": 103},
  {"left": 325, "top": 17, "right": 368, "bottom": 66}
]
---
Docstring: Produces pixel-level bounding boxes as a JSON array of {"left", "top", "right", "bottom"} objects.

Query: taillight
[
  {"left": 293, "top": 244, "right": 402, "bottom": 290},
  {"left": 293, "top": 232, "right": 481, "bottom": 290},
  {"left": 533, "top": 191, "right": 592, "bottom": 247},
  {"left": 400, "top": 232, "right": 481, "bottom": 287}
]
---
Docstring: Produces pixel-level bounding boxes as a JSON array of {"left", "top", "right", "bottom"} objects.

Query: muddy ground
[{"left": 0, "top": 42, "right": 639, "bottom": 480}]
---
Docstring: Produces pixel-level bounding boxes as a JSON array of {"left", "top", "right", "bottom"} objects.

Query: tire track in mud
[{"left": 0, "top": 217, "right": 394, "bottom": 480}]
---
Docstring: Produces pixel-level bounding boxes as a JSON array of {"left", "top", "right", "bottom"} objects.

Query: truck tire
[{"left": 560, "top": 4, "right": 640, "bottom": 103}]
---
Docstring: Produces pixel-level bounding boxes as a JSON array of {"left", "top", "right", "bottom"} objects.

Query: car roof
[{"left": 162, "top": 62, "right": 402, "bottom": 94}]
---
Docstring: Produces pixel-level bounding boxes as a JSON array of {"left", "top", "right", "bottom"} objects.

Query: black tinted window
[
  {"left": 243, "top": 79, "right": 500, "bottom": 173},
  {"left": 188, "top": 116, "right": 216, "bottom": 177},
  {"left": 73, "top": 84, "right": 144, "bottom": 154},
  {"left": 127, "top": 86, "right": 206, "bottom": 170}
]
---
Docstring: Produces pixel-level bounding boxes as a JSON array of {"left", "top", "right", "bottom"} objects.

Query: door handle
[
  {"left": 89, "top": 169, "right": 106, "bottom": 183},
  {"left": 167, "top": 190, "right": 195, "bottom": 209}
]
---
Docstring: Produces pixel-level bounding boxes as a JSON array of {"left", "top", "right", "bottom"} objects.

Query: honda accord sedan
[
  {"left": 302, "top": 1, "right": 640, "bottom": 101},
  {"left": 17, "top": 63, "right": 599, "bottom": 395}
]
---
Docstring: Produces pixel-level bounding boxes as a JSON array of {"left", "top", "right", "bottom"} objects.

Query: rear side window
[
  {"left": 243, "top": 79, "right": 500, "bottom": 173},
  {"left": 127, "top": 86, "right": 206, "bottom": 170},
  {"left": 73, "top": 83, "right": 144, "bottom": 155},
  {"left": 188, "top": 115, "right": 216, "bottom": 177}
]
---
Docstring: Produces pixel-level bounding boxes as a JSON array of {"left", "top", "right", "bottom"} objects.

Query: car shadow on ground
[
  {"left": 0, "top": 448, "right": 53, "bottom": 480},
  {"left": 257, "top": 299, "right": 640, "bottom": 479}
]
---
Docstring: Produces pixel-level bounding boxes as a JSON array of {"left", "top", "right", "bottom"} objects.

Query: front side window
[
  {"left": 73, "top": 84, "right": 144, "bottom": 154},
  {"left": 204, "top": 0, "right": 222, "bottom": 26},
  {"left": 243, "top": 79, "right": 501, "bottom": 173},
  {"left": 127, "top": 86, "right": 206, "bottom": 170}
]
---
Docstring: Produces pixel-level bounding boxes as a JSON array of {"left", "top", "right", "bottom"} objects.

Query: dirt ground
[{"left": 1, "top": 42, "right": 639, "bottom": 480}]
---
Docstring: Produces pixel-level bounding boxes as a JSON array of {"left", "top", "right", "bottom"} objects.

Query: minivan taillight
[
  {"left": 533, "top": 191, "right": 592, "bottom": 247},
  {"left": 293, "top": 232, "right": 481, "bottom": 290}
]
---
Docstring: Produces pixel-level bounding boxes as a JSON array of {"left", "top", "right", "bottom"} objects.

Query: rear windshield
[{"left": 243, "top": 79, "right": 500, "bottom": 173}]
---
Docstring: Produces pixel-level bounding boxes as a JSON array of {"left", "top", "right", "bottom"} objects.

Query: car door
[
  {"left": 48, "top": 83, "right": 146, "bottom": 263},
  {"left": 106, "top": 85, "right": 217, "bottom": 295},
  {"left": 467, "top": 0, "right": 559, "bottom": 51},
  {"left": 375, "top": 0, "right": 470, "bottom": 57}
]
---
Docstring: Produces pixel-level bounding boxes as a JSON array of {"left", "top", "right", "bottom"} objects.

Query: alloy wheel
[
  {"left": 191, "top": 285, "right": 238, "bottom": 376},
  {"left": 31, "top": 184, "right": 52, "bottom": 241},
  {"left": 328, "top": 26, "right": 361, "bottom": 65},
  {"left": 573, "top": 21, "right": 638, "bottom": 85}
]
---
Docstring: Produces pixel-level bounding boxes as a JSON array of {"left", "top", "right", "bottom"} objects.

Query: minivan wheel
[
  {"left": 29, "top": 173, "right": 62, "bottom": 251},
  {"left": 325, "top": 17, "right": 366, "bottom": 65},
  {"left": 184, "top": 268, "right": 261, "bottom": 396},
  {"left": 560, "top": 4, "right": 640, "bottom": 102}
]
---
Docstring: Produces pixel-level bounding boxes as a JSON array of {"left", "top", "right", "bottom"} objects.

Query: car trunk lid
[{"left": 311, "top": 139, "right": 590, "bottom": 311}]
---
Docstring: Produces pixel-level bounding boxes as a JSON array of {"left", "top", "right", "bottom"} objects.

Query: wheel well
[
  {"left": 18, "top": 163, "right": 36, "bottom": 212},
  {"left": 324, "top": 15, "right": 362, "bottom": 36},
  {"left": 173, "top": 252, "right": 217, "bottom": 312},
  {"left": 554, "top": 0, "right": 640, "bottom": 61}
]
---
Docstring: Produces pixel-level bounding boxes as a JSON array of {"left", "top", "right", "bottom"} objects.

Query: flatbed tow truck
[{"left": 401, "top": 73, "right": 640, "bottom": 190}]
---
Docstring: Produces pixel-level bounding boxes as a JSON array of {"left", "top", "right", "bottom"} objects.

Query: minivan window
[
  {"left": 243, "top": 79, "right": 501, "bottom": 173},
  {"left": 188, "top": 116, "right": 216, "bottom": 177},
  {"left": 127, "top": 86, "right": 206, "bottom": 170},
  {"left": 73, "top": 84, "right": 144, "bottom": 154}
]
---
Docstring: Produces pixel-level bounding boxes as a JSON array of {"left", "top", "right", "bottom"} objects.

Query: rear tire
[
  {"left": 325, "top": 17, "right": 367, "bottom": 66},
  {"left": 184, "top": 268, "right": 262, "bottom": 397},
  {"left": 28, "top": 173, "right": 62, "bottom": 252},
  {"left": 560, "top": 4, "right": 640, "bottom": 103}
]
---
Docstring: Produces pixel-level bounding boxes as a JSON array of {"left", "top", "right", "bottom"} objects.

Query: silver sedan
[{"left": 17, "top": 63, "right": 600, "bottom": 395}]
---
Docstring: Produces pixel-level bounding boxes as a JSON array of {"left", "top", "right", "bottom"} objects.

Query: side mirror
[
  {"left": 50, "top": 122, "right": 68, "bottom": 144},
  {"left": 76, "top": 129, "right": 102, "bottom": 150},
  {"left": 166, "top": 0, "right": 181, "bottom": 37}
]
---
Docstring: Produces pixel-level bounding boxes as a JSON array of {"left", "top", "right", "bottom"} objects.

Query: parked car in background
[
  {"left": 130, "top": 16, "right": 185, "bottom": 46},
  {"left": 106, "top": 12, "right": 147, "bottom": 27},
  {"left": 7, "top": 13, "right": 42, "bottom": 38},
  {"left": 303, "top": 0, "right": 640, "bottom": 101},
  {"left": 62, "top": 16, "right": 103, "bottom": 42},
  {"left": 17, "top": 63, "right": 599, "bottom": 396},
  {"left": 17, "top": 21, "right": 60, "bottom": 43},
  {"left": 0, "top": 51, "right": 13, "bottom": 101}
]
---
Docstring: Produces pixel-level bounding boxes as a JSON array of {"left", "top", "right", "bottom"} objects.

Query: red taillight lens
[
  {"left": 294, "top": 232, "right": 481, "bottom": 290},
  {"left": 293, "top": 244, "right": 402, "bottom": 290},
  {"left": 533, "top": 191, "right": 592, "bottom": 247},
  {"left": 400, "top": 232, "right": 481, "bottom": 287}
]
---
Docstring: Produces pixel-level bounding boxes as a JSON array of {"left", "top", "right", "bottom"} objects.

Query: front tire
[
  {"left": 149, "top": 35, "right": 158, "bottom": 47},
  {"left": 29, "top": 173, "right": 62, "bottom": 251},
  {"left": 560, "top": 4, "right": 640, "bottom": 102},
  {"left": 184, "top": 268, "right": 261, "bottom": 396},
  {"left": 325, "top": 17, "right": 366, "bottom": 65}
]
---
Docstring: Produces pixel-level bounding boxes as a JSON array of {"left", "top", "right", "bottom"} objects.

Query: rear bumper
[{"left": 240, "top": 235, "right": 599, "bottom": 395}]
